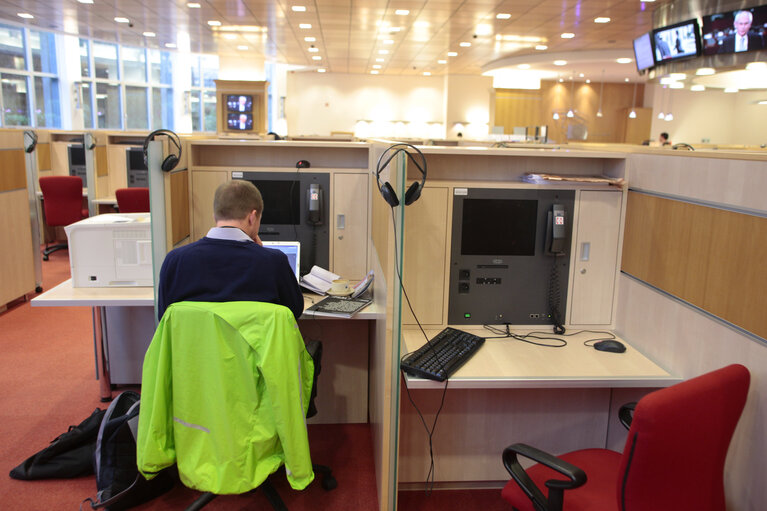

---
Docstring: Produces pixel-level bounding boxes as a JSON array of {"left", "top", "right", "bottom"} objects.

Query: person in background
[
  {"left": 719, "top": 10, "right": 764, "bottom": 53},
  {"left": 659, "top": 132, "right": 671, "bottom": 146},
  {"left": 157, "top": 179, "right": 303, "bottom": 320}
]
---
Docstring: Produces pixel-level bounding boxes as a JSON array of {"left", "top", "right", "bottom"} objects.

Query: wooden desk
[
  {"left": 31, "top": 280, "right": 380, "bottom": 422},
  {"left": 398, "top": 326, "right": 679, "bottom": 486}
]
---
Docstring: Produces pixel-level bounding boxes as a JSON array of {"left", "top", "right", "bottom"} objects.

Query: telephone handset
[
  {"left": 307, "top": 183, "right": 323, "bottom": 225},
  {"left": 545, "top": 204, "right": 567, "bottom": 256}
]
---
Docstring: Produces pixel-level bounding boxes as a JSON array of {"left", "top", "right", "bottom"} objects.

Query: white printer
[{"left": 65, "top": 213, "right": 153, "bottom": 287}]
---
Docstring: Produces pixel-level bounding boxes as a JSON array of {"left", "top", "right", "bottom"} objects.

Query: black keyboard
[{"left": 400, "top": 327, "right": 485, "bottom": 382}]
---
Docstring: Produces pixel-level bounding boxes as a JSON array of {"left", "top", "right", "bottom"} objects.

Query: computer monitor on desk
[
  {"left": 126, "top": 147, "right": 148, "bottom": 187},
  {"left": 68, "top": 144, "right": 87, "bottom": 187}
]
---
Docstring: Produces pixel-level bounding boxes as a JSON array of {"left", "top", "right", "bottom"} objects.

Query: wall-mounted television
[
  {"left": 226, "top": 94, "right": 253, "bottom": 112},
  {"left": 653, "top": 18, "right": 701, "bottom": 63},
  {"left": 227, "top": 112, "right": 254, "bottom": 131},
  {"left": 701, "top": 5, "right": 767, "bottom": 56},
  {"left": 633, "top": 32, "right": 655, "bottom": 71}
]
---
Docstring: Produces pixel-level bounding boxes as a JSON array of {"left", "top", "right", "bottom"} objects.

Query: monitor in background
[
  {"left": 701, "top": 5, "right": 767, "bottom": 56},
  {"left": 633, "top": 32, "right": 655, "bottom": 72},
  {"left": 227, "top": 112, "right": 253, "bottom": 131},
  {"left": 653, "top": 18, "right": 701, "bottom": 63},
  {"left": 263, "top": 241, "right": 301, "bottom": 281},
  {"left": 226, "top": 94, "right": 253, "bottom": 113},
  {"left": 126, "top": 147, "right": 148, "bottom": 188},
  {"left": 67, "top": 144, "right": 87, "bottom": 187}
]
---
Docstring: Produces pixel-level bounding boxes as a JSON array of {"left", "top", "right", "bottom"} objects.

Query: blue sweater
[{"left": 157, "top": 237, "right": 304, "bottom": 320}]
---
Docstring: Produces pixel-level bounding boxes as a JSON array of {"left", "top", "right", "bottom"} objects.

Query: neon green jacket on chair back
[{"left": 136, "top": 301, "right": 315, "bottom": 494}]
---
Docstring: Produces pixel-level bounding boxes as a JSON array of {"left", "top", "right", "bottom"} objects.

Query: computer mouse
[{"left": 593, "top": 340, "right": 626, "bottom": 353}]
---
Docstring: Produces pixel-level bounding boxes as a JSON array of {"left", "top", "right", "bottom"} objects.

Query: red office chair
[
  {"left": 502, "top": 364, "right": 750, "bottom": 511},
  {"left": 39, "top": 176, "right": 88, "bottom": 261},
  {"left": 115, "top": 187, "right": 150, "bottom": 213}
]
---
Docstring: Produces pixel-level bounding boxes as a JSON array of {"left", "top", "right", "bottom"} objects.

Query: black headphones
[
  {"left": 143, "top": 129, "right": 182, "bottom": 172},
  {"left": 375, "top": 143, "right": 427, "bottom": 207},
  {"left": 23, "top": 130, "right": 37, "bottom": 153}
]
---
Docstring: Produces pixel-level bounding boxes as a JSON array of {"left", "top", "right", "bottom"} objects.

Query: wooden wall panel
[
  {"left": 0, "top": 149, "right": 27, "bottom": 192},
  {"left": 0, "top": 189, "right": 35, "bottom": 304},
  {"left": 169, "top": 170, "right": 190, "bottom": 245},
  {"left": 36, "top": 143, "right": 51, "bottom": 171},
  {"left": 622, "top": 191, "right": 767, "bottom": 340},
  {"left": 95, "top": 146, "right": 108, "bottom": 177}
]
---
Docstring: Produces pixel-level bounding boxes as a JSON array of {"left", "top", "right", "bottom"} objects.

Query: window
[
  {"left": 93, "top": 42, "right": 118, "bottom": 80},
  {"left": 0, "top": 25, "right": 25, "bottom": 70},
  {"left": 190, "top": 54, "right": 218, "bottom": 132},
  {"left": 96, "top": 82, "right": 121, "bottom": 129},
  {"left": 125, "top": 85, "right": 148, "bottom": 129},
  {"left": 1, "top": 73, "right": 30, "bottom": 126},
  {"left": 34, "top": 76, "right": 60, "bottom": 127}
]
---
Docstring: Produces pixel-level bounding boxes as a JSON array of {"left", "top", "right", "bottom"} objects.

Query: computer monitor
[
  {"left": 68, "top": 144, "right": 87, "bottom": 187},
  {"left": 126, "top": 147, "right": 148, "bottom": 187},
  {"left": 226, "top": 94, "right": 253, "bottom": 113},
  {"left": 263, "top": 241, "right": 301, "bottom": 281}
]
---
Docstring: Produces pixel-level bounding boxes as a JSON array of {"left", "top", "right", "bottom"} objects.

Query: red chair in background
[
  {"left": 39, "top": 176, "right": 88, "bottom": 261},
  {"left": 501, "top": 364, "right": 750, "bottom": 511},
  {"left": 116, "top": 187, "right": 150, "bottom": 213}
]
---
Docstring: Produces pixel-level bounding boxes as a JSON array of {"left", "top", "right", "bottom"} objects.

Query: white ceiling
[{"left": 0, "top": 0, "right": 666, "bottom": 83}]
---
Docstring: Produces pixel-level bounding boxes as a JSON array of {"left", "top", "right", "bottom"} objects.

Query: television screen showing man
[
  {"left": 719, "top": 10, "right": 765, "bottom": 53},
  {"left": 702, "top": 7, "right": 767, "bottom": 55}
]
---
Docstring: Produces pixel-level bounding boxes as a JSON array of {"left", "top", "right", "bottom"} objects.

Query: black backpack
[
  {"left": 83, "top": 391, "right": 175, "bottom": 511},
  {"left": 9, "top": 407, "right": 106, "bottom": 480}
]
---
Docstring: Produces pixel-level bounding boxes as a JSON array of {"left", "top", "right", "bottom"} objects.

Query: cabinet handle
[
  {"left": 337, "top": 214, "right": 346, "bottom": 230},
  {"left": 580, "top": 242, "right": 590, "bottom": 261}
]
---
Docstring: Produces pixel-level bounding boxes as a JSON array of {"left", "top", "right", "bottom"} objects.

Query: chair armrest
[
  {"left": 503, "top": 443, "right": 587, "bottom": 511},
  {"left": 618, "top": 402, "right": 637, "bottom": 430}
]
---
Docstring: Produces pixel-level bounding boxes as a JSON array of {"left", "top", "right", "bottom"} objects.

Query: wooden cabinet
[
  {"left": 332, "top": 172, "right": 368, "bottom": 280},
  {"left": 568, "top": 190, "right": 622, "bottom": 325},
  {"left": 190, "top": 170, "right": 227, "bottom": 240}
]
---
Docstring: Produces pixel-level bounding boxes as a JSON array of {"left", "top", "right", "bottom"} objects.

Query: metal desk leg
[{"left": 92, "top": 306, "right": 113, "bottom": 402}]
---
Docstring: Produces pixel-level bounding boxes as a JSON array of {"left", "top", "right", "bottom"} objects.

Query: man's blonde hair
[{"left": 213, "top": 180, "right": 263, "bottom": 221}]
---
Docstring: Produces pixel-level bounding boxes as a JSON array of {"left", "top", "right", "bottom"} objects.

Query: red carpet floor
[{"left": 0, "top": 248, "right": 510, "bottom": 510}]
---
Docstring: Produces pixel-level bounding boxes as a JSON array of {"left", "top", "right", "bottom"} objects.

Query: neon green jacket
[{"left": 136, "top": 301, "right": 315, "bottom": 494}]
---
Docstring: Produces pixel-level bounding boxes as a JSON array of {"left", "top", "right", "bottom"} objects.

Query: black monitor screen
[
  {"left": 227, "top": 112, "right": 253, "bottom": 131},
  {"left": 226, "top": 94, "right": 253, "bottom": 113},
  {"left": 127, "top": 148, "right": 147, "bottom": 171},
  {"left": 460, "top": 198, "right": 538, "bottom": 256},
  {"left": 653, "top": 18, "right": 701, "bottom": 63},
  {"left": 247, "top": 180, "right": 300, "bottom": 225},
  {"left": 68, "top": 144, "right": 85, "bottom": 166},
  {"left": 633, "top": 32, "right": 655, "bottom": 71},
  {"left": 701, "top": 5, "right": 767, "bottom": 56}
]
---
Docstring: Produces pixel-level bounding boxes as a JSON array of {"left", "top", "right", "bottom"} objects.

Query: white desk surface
[
  {"left": 31, "top": 279, "right": 383, "bottom": 319},
  {"left": 401, "top": 326, "right": 680, "bottom": 389},
  {"left": 36, "top": 190, "right": 117, "bottom": 205}
]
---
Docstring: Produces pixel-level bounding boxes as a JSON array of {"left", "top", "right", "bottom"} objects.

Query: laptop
[{"left": 263, "top": 241, "right": 301, "bottom": 281}]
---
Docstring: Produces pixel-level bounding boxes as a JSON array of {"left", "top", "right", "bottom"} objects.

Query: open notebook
[{"left": 263, "top": 241, "right": 300, "bottom": 281}]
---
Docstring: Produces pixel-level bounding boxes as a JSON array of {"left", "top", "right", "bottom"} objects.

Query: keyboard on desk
[{"left": 400, "top": 327, "right": 485, "bottom": 382}]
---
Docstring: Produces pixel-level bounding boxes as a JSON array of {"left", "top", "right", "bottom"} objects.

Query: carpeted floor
[{"left": 0, "top": 248, "right": 510, "bottom": 511}]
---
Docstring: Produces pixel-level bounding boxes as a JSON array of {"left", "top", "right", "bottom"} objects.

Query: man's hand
[{"left": 254, "top": 233, "right": 263, "bottom": 246}]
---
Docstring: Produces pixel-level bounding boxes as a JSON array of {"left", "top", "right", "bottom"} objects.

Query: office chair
[
  {"left": 501, "top": 364, "right": 750, "bottom": 511},
  {"left": 38, "top": 176, "right": 88, "bottom": 261},
  {"left": 115, "top": 187, "right": 150, "bottom": 213},
  {"left": 137, "top": 301, "right": 336, "bottom": 510}
]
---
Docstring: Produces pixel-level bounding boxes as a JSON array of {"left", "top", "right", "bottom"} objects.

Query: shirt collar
[{"left": 206, "top": 226, "right": 253, "bottom": 242}]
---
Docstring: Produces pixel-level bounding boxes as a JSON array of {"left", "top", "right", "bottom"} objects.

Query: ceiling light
[
  {"left": 223, "top": 34, "right": 236, "bottom": 40},
  {"left": 641, "top": 0, "right": 656, "bottom": 2},
  {"left": 237, "top": 45, "right": 248, "bottom": 50},
  {"left": 389, "top": 27, "right": 402, "bottom": 33},
  {"left": 594, "top": 17, "right": 611, "bottom": 23},
  {"left": 291, "top": 6, "right": 307, "bottom": 12},
  {"left": 165, "top": 43, "right": 177, "bottom": 48},
  {"left": 371, "top": 70, "right": 379, "bottom": 74},
  {"left": 384, "top": 39, "right": 394, "bottom": 45},
  {"left": 143, "top": 32, "right": 156, "bottom": 37},
  {"left": 308, "top": 47, "right": 318, "bottom": 52},
  {"left": 114, "top": 17, "right": 130, "bottom": 23},
  {"left": 476, "top": 24, "right": 492, "bottom": 36},
  {"left": 460, "top": 42, "right": 471, "bottom": 47},
  {"left": 757, "top": 100, "right": 767, "bottom": 104},
  {"left": 438, "top": 59, "right": 447, "bottom": 64},
  {"left": 559, "top": 78, "right": 564, "bottom": 82},
  {"left": 669, "top": 73, "right": 687, "bottom": 80},
  {"left": 207, "top": 20, "right": 222, "bottom": 26},
  {"left": 17, "top": 13, "right": 34, "bottom": 19},
  {"left": 312, "top": 56, "right": 322, "bottom": 60},
  {"left": 496, "top": 13, "right": 511, "bottom": 20},
  {"left": 318, "top": 68, "right": 326, "bottom": 73},
  {"left": 187, "top": 2, "right": 201, "bottom": 8},
  {"left": 586, "top": 79, "right": 591, "bottom": 83},
  {"left": 691, "top": 85, "right": 705, "bottom": 91},
  {"left": 299, "top": 23, "right": 312, "bottom": 29},
  {"left": 553, "top": 60, "right": 567, "bottom": 66},
  {"left": 669, "top": 82, "right": 684, "bottom": 89},
  {"left": 724, "top": 87, "right": 738, "bottom": 93},
  {"left": 518, "top": 64, "right": 531, "bottom": 69},
  {"left": 659, "top": 77, "right": 673, "bottom": 85},
  {"left": 552, "top": 112, "right": 560, "bottom": 120},
  {"left": 304, "top": 37, "right": 316, "bottom": 42},
  {"left": 616, "top": 57, "right": 632, "bottom": 64},
  {"left": 395, "top": 9, "right": 410, "bottom": 15},
  {"left": 746, "top": 62, "right": 767, "bottom": 71},
  {"left": 373, "top": 64, "right": 382, "bottom": 69},
  {"left": 77, "top": 0, "right": 94, "bottom": 3},
  {"left": 664, "top": 113, "right": 673, "bottom": 121},
  {"left": 629, "top": 110, "right": 637, "bottom": 118},
  {"left": 376, "top": 58, "right": 385, "bottom": 62},
  {"left": 624, "top": 77, "right": 630, "bottom": 82},
  {"left": 423, "top": 72, "right": 431, "bottom": 76},
  {"left": 447, "top": 51, "right": 458, "bottom": 57},
  {"left": 379, "top": 50, "right": 389, "bottom": 55},
  {"left": 561, "top": 33, "right": 575, "bottom": 39},
  {"left": 535, "top": 45, "right": 548, "bottom": 50},
  {"left": 567, "top": 109, "right": 574, "bottom": 118},
  {"left": 696, "top": 68, "right": 715, "bottom": 76}
]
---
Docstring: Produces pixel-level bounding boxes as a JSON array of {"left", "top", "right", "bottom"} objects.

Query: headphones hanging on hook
[
  {"left": 23, "top": 130, "right": 37, "bottom": 153},
  {"left": 375, "top": 143, "right": 427, "bottom": 207},
  {"left": 143, "top": 129, "right": 182, "bottom": 172}
]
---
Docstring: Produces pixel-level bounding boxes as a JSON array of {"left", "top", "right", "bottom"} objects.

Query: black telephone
[
  {"left": 307, "top": 183, "right": 323, "bottom": 225},
  {"left": 545, "top": 204, "right": 567, "bottom": 255}
]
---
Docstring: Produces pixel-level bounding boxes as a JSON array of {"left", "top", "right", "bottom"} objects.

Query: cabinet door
[
  {"left": 569, "top": 190, "right": 622, "bottom": 325},
  {"left": 332, "top": 173, "right": 368, "bottom": 280},
  {"left": 191, "top": 171, "right": 227, "bottom": 241},
  {"left": 403, "top": 186, "right": 449, "bottom": 326}
]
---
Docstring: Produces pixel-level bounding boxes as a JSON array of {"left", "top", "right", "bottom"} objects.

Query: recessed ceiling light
[
  {"left": 373, "top": 64, "right": 382, "bottom": 69},
  {"left": 376, "top": 58, "right": 385, "bottom": 62},
  {"left": 594, "top": 17, "right": 611, "bottom": 23},
  {"left": 207, "top": 20, "right": 222, "bottom": 26},
  {"left": 535, "top": 45, "right": 548, "bottom": 50},
  {"left": 447, "top": 51, "right": 458, "bottom": 57},
  {"left": 237, "top": 45, "right": 248, "bottom": 50},
  {"left": 312, "top": 55, "right": 321, "bottom": 60},
  {"left": 299, "top": 23, "right": 312, "bottom": 29},
  {"left": 559, "top": 78, "right": 564, "bottom": 83},
  {"left": 304, "top": 36, "right": 316, "bottom": 42},
  {"left": 757, "top": 100, "right": 767, "bottom": 104},
  {"left": 561, "top": 33, "right": 575, "bottom": 39},
  {"left": 553, "top": 60, "right": 567, "bottom": 66},
  {"left": 624, "top": 77, "right": 630, "bottom": 82},
  {"left": 318, "top": 68, "right": 326, "bottom": 73},
  {"left": 476, "top": 24, "right": 492, "bottom": 36},
  {"left": 292, "top": 6, "right": 307, "bottom": 12},
  {"left": 586, "top": 79, "right": 591, "bottom": 83},
  {"left": 724, "top": 87, "right": 738, "bottom": 93},
  {"left": 17, "top": 13, "right": 34, "bottom": 19},
  {"left": 223, "top": 33, "right": 236, "bottom": 40},
  {"left": 379, "top": 49, "right": 389, "bottom": 55},
  {"left": 640, "top": 0, "right": 656, "bottom": 2},
  {"left": 187, "top": 3, "right": 201, "bottom": 8},
  {"left": 165, "top": 43, "right": 177, "bottom": 48},
  {"left": 395, "top": 9, "right": 410, "bottom": 15},
  {"left": 690, "top": 85, "right": 705, "bottom": 91},
  {"left": 746, "top": 62, "right": 767, "bottom": 71},
  {"left": 389, "top": 27, "right": 402, "bottom": 33},
  {"left": 670, "top": 73, "right": 686, "bottom": 80},
  {"left": 518, "top": 64, "right": 531, "bottom": 69},
  {"left": 143, "top": 32, "right": 156, "bottom": 37},
  {"left": 371, "top": 70, "right": 379, "bottom": 74},
  {"left": 437, "top": 59, "right": 447, "bottom": 64},
  {"left": 77, "top": 0, "right": 94, "bottom": 3},
  {"left": 460, "top": 42, "right": 471, "bottom": 47},
  {"left": 496, "top": 13, "right": 511, "bottom": 20},
  {"left": 616, "top": 57, "right": 632, "bottom": 64},
  {"left": 384, "top": 39, "right": 394, "bottom": 45},
  {"left": 696, "top": 67, "right": 715, "bottom": 75},
  {"left": 669, "top": 82, "right": 684, "bottom": 88},
  {"left": 423, "top": 72, "right": 431, "bottom": 76},
  {"left": 114, "top": 17, "right": 130, "bottom": 23},
  {"left": 308, "top": 47, "right": 318, "bottom": 52}
]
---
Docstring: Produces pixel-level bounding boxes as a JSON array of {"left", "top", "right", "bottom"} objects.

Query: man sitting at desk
[{"left": 157, "top": 179, "right": 303, "bottom": 320}]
